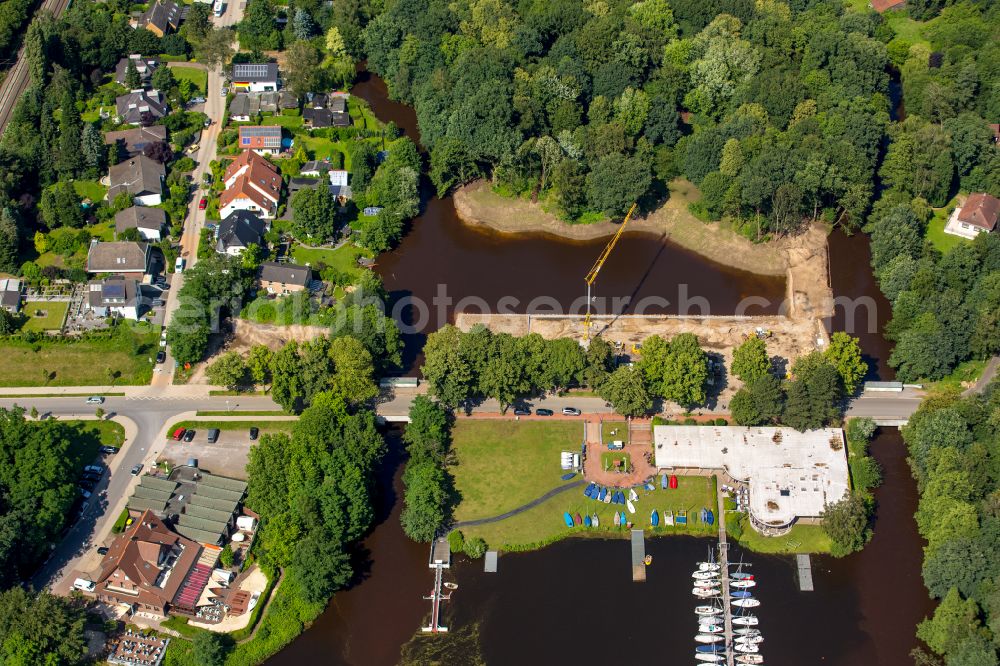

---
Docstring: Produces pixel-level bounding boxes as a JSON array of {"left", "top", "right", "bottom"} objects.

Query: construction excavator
[{"left": 583, "top": 203, "right": 637, "bottom": 342}]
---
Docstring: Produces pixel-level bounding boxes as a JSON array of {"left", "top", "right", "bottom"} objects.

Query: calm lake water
[{"left": 268, "top": 70, "right": 931, "bottom": 666}]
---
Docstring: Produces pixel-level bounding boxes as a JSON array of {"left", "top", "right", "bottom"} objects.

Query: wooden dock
[
  {"left": 797, "top": 554, "right": 814, "bottom": 591},
  {"left": 716, "top": 486, "right": 735, "bottom": 666},
  {"left": 630, "top": 529, "right": 646, "bottom": 582},
  {"left": 422, "top": 537, "right": 451, "bottom": 633}
]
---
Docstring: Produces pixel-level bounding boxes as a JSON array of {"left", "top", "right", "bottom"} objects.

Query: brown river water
[{"left": 267, "top": 70, "right": 932, "bottom": 666}]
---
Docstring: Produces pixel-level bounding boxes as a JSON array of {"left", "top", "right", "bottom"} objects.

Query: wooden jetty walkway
[
  {"left": 631, "top": 529, "right": 646, "bottom": 582},
  {"left": 716, "top": 485, "right": 735, "bottom": 666},
  {"left": 797, "top": 553, "right": 814, "bottom": 591},
  {"left": 422, "top": 537, "right": 451, "bottom": 633}
]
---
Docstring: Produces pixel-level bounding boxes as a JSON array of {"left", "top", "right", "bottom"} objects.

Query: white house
[
  {"left": 87, "top": 278, "right": 145, "bottom": 320},
  {"left": 230, "top": 63, "right": 279, "bottom": 93},
  {"left": 220, "top": 150, "right": 281, "bottom": 220},
  {"left": 943, "top": 192, "right": 1000, "bottom": 240}
]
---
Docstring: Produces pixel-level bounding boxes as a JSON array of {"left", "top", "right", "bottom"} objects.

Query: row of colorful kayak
[{"left": 562, "top": 512, "right": 600, "bottom": 528}]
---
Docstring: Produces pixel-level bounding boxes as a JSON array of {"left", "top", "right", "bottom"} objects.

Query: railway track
[{"left": 0, "top": 0, "right": 73, "bottom": 136}]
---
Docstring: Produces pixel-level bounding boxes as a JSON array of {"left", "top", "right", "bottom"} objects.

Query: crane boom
[{"left": 584, "top": 203, "right": 637, "bottom": 339}]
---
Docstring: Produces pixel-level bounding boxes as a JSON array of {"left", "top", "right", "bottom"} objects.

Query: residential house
[
  {"left": 237, "top": 126, "right": 282, "bottom": 155},
  {"left": 228, "top": 93, "right": 255, "bottom": 122},
  {"left": 870, "top": 0, "right": 904, "bottom": 11},
  {"left": 115, "top": 206, "right": 167, "bottom": 241},
  {"left": 108, "top": 155, "right": 165, "bottom": 206},
  {"left": 228, "top": 91, "right": 296, "bottom": 121},
  {"left": 216, "top": 211, "right": 268, "bottom": 255},
  {"left": 86, "top": 241, "right": 151, "bottom": 276},
  {"left": 115, "top": 54, "right": 159, "bottom": 86},
  {"left": 259, "top": 261, "right": 311, "bottom": 295},
  {"left": 104, "top": 125, "right": 168, "bottom": 159},
  {"left": 220, "top": 150, "right": 281, "bottom": 219},
  {"left": 300, "top": 159, "right": 332, "bottom": 178},
  {"left": 944, "top": 192, "right": 1000, "bottom": 239},
  {"left": 116, "top": 89, "right": 168, "bottom": 125},
  {"left": 92, "top": 510, "right": 202, "bottom": 617},
  {"left": 137, "top": 0, "right": 182, "bottom": 37},
  {"left": 0, "top": 278, "right": 21, "bottom": 313},
  {"left": 328, "top": 169, "right": 352, "bottom": 201},
  {"left": 86, "top": 277, "right": 146, "bottom": 320},
  {"left": 303, "top": 93, "right": 350, "bottom": 128},
  {"left": 230, "top": 63, "right": 279, "bottom": 93}
]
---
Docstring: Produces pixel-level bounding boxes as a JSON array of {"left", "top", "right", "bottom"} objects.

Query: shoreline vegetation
[{"left": 454, "top": 178, "right": 798, "bottom": 277}]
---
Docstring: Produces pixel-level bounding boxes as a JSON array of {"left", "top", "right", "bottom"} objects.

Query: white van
[
  {"left": 175, "top": 257, "right": 185, "bottom": 273},
  {"left": 72, "top": 578, "right": 96, "bottom": 592},
  {"left": 213, "top": 0, "right": 224, "bottom": 16}
]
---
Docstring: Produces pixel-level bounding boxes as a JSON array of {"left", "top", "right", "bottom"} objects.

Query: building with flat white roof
[{"left": 653, "top": 425, "right": 850, "bottom": 534}]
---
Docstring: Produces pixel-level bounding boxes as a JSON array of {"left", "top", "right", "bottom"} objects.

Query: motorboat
[
  {"left": 732, "top": 615, "right": 759, "bottom": 626},
  {"left": 695, "top": 605, "right": 721, "bottom": 616},
  {"left": 735, "top": 655, "right": 764, "bottom": 664},
  {"left": 695, "top": 634, "right": 723, "bottom": 644},
  {"left": 626, "top": 499, "right": 636, "bottom": 514},
  {"left": 694, "top": 655, "right": 725, "bottom": 664},
  {"left": 731, "top": 579, "right": 757, "bottom": 588},
  {"left": 732, "top": 598, "right": 761, "bottom": 608},
  {"left": 693, "top": 571, "right": 719, "bottom": 580}
]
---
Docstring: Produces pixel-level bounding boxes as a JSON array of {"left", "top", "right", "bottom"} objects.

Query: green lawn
[
  {"left": 926, "top": 358, "right": 988, "bottom": 392},
  {"left": 61, "top": 419, "right": 126, "bottom": 465},
  {"left": 20, "top": 301, "right": 68, "bottom": 331},
  {"left": 291, "top": 243, "right": 373, "bottom": 277},
  {"left": 600, "top": 451, "right": 632, "bottom": 473},
  {"left": 601, "top": 420, "right": 627, "bottom": 444},
  {"left": 0, "top": 325, "right": 159, "bottom": 386},
  {"left": 460, "top": 475, "right": 719, "bottom": 550},
  {"left": 925, "top": 197, "right": 966, "bottom": 254},
  {"left": 73, "top": 180, "right": 107, "bottom": 202},
  {"left": 883, "top": 9, "right": 930, "bottom": 46},
  {"left": 728, "top": 519, "right": 832, "bottom": 555},
  {"left": 171, "top": 66, "right": 207, "bottom": 94},
  {"left": 451, "top": 420, "right": 584, "bottom": 522},
  {"left": 164, "top": 420, "right": 294, "bottom": 436},
  {"left": 265, "top": 114, "right": 304, "bottom": 131}
]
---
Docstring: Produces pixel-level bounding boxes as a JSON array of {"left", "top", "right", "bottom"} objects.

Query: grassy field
[
  {"left": 460, "top": 475, "right": 719, "bottom": 550},
  {"left": 72, "top": 180, "right": 108, "bottom": 202},
  {"left": 59, "top": 419, "right": 126, "bottom": 468},
  {"left": 20, "top": 301, "right": 68, "bottom": 331},
  {"left": 601, "top": 419, "right": 627, "bottom": 443},
  {"left": 165, "top": 420, "right": 294, "bottom": 436},
  {"left": 728, "top": 520, "right": 832, "bottom": 555},
  {"left": 171, "top": 66, "right": 207, "bottom": 94},
  {"left": 291, "top": 243, "right": 373, "bottom": 277},
  {"left": 600, "top": 451, "right": 631, "bottom": 473},
  {"left": 925, "top": 202, "right": 966, "bottom": 254},
  {"left": 0, "top": 326, "right": 159, "bottom": 386},
  {"left": 451, "top": 420, "right": 584, "bottom": 522},
  {"left": 927, "top": 358, "right": 988, "bottom": 392}
]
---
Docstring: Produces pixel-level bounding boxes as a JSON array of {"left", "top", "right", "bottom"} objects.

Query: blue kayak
[
  {"left": 644, "top": 482, "right": 655, "bottom": 491},
  {"left": 696, "top": 644, "right": 726, "bottom": 653},
  {"left": 563, "top": 512, "right": 574, "bottom": 527},
  {"left": 705, "top": 509, "right": 715, "bottom": 525},
  {"left": 651, "top": 510, "right": 659, "bottom": 527},
  {"left": 617, "top": 491, "right": 625, "bottom": 504},
  {"left": 583, "top": 515, "right": 592, "bottom": 527},
  {"left": 598, "top": 487, "right": 607, "bottom": 501},
  {"left": 561, "top": 472, "right": 576, "bottom": 481},
  {"left": 661, "top": 473, "right": 668, "bottom": 489},
  {"left": 620, "top": 511, "right": 627, "bottom": 525},
  {"left": 731, "top": 590, "right": 753, "bottom": 598}
]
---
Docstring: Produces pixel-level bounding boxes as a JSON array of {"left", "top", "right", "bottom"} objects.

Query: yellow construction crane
[{"left": 583, "top": 203, "right": 637, "bottom": 340}]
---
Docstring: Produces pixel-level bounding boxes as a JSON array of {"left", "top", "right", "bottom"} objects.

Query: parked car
[
  {"left": 156, "top": 351, "right": 166, "bottom": 363},
  {"left": 207, "top": 428, "right": 220, "bottom": 443},
  {"left": 562, "top": 407, "right": 582, "bottom": 416},
  {"left": 190, "top": 96, "right": 206, "bottom": 104},
  {"left": 78, "top": 488, "right": 91, "bottom": 499},
  {"left": 513, "top": 409, "right": 530, "bottom": 416},
  {"left": 83, "top": 464, "right": 104, "bottom": 475},
  {"left": 79, "top": 479, "right": 95, "bottom": 492},
  {"left": 171, "top": 427, "right": 187, "bottom": 441},
  {"left": 221, "top": 86, "right": 229, "bottom": 96},
  {"left": 175, "top": 257, "right": 185, "bottom": 273},
  {"left": 73, "top": 578, "right": 96, "bottom": 592},
  {"left": 186, "top": 143, "right": 200, "bottom": 155},
  {"left": 86, "top": 396, "right": 104, "bottom": 404},
  {"left": 152, "top": 299, "right": 166, "bottom": 307},
  {"left": 198, "top": 197, "right": 207, "bottom": 210},
  {"left": 249, "top": 427, "right": 259, "bottom": 440},
  {"left": 130, "top": 463, "right": 143, "bottom": 476},
  {"left": 183, "top": 429, "right": 196, "bottom": 442},
  {"left": 100, "top": 446, "right": 118, "bottom": 455},
  {"left": 77, "top": 501, "right": 89, "bottom": 516},
  {"left": 536, "top": 408, "right": 554, "bottom": 416},
  {"left": 96, "top": 546, "right": 109, "bottom": 556}
]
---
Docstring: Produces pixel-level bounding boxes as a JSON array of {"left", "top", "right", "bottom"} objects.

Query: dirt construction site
[{"left": 454, "top": 224, "right": 834, "bottom": 411}]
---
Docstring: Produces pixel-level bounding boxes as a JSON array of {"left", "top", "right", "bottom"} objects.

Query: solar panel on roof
[{"left": 102, "top": 283, "right": 126, "bottom": 298}]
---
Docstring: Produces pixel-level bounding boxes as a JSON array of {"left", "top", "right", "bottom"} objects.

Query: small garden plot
[
  {"left": 20, "top": 301, "right": 68, "bottom": 332},
  {"left": 601, "top": 451, "right": 632, "bottom": 473}
]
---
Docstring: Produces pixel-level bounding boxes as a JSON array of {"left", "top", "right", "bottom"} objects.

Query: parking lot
[{"left": 159, "top": 425, "right": 282, "bottom": 480}]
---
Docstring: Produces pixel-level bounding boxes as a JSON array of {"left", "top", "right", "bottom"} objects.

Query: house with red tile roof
[
  {"left": 944, "top": 192, "right": 1000, "bottom": 240},
  {"left": 220, "top": 150, "right": 281, "bottom": 219},
  {"left": 870, "top": 0, "right": 905, "bottom": 12}
]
